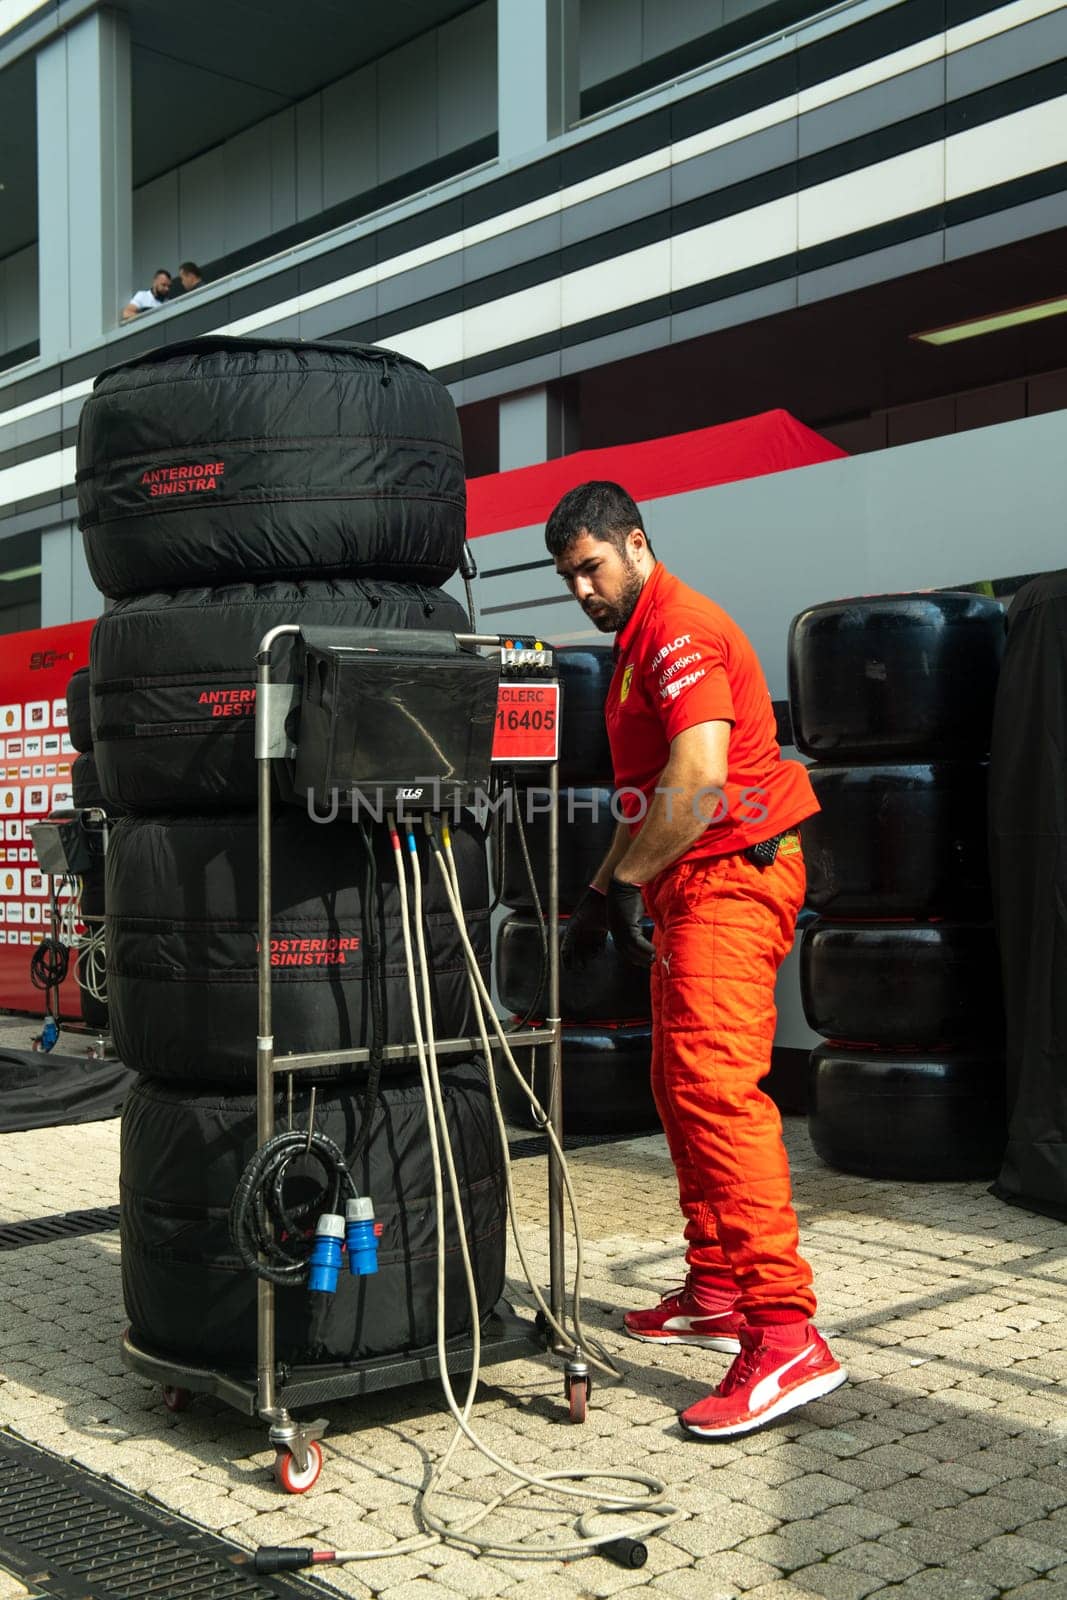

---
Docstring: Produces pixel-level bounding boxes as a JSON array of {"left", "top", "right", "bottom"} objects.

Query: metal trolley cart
[
  {"left": 122, "top": 624, "right": 584, "bottom": 1490},
  {"left": 27, "top": 806, "right": 113, "bottom": 1059}
]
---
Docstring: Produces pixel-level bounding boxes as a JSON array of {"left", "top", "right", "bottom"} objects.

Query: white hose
[
  {"left": 324, "top": 816, "right": 679, "bottom": 1566},
  {"left": 430, "top": 817, "right": 618, "bottom": 1377}
]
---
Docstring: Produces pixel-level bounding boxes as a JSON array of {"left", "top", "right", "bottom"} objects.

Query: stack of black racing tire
[
  {"left": 788, "top": 592, "right": 1008, "bottom": 1181},
  {"left": 76, "top": 336, "right": 507, "bottom": 1371},
  {"left": 492, "top": 646, "right": 660, "bottom": 1136}
]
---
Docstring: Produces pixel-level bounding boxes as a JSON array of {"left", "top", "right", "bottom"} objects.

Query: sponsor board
[{"left": 0, "top": 620, "right": 93, "bottom": 1012}]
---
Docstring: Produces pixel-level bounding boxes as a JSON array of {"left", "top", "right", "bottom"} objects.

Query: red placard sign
[
  {"left": 491, "top": 680, "right": 560, "bottom": 763},
  {"left": 0, "top": 618, "right": 95, "bottom": 1015}
]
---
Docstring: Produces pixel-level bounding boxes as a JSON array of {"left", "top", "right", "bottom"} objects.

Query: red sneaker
[
  {"left": 623, "top": 1283, "right": 744, "bottom": 1353},
  {"left": 679, "top": 1323, "right": 846, "bottom": 1438}
]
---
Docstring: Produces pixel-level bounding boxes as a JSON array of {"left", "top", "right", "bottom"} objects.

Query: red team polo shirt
[{"left": 604, "top": 563, "right": 818, "bottom": 862}]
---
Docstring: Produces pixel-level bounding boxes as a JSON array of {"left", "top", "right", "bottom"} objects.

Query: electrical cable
[
  {"left": 73, "top": 914, "right": 108, "bottom": 1003},
  {"left": 350, "top": 822, "right": 386, "bottom": 1165},
  {"left": 230, "top": 828, "right": 388, "bottom": 1293},
  {"left": 30, "top": 933, "right": 69, "bottom": 991},
  {"left": 229, "top": 1129, "right": 356, "bottom": 1286},
  {"left": 291, "top": 816, "right": 679, "bottom": 1571},
  {"left": 428, "top": 816, "right": 618, "bottom": 1381},
  {"left": 486, "top": 770, "right": 507, "bottom": 915},
  {"left": 505, "top": 781, "right": 550, "bottom": 1037}
]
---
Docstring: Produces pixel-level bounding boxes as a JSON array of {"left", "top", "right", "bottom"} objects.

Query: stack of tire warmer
[
  {"left": 491, "top": 647, "right": 660, "bottom": 1136},
  {"left": 788, "top": 593, "right": 1007, "bottom": 1181},
  {"left": 75, "top": 336, "right": 507, "bottom": 1368}
]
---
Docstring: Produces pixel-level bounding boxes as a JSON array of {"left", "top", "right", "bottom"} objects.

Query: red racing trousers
[{"left": 643, "top": 838, "right": 816, "bottom": 1321}]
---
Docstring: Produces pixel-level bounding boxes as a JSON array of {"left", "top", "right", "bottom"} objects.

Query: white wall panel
[
  {"left": 672, "top": 194, "right": 797, "bottom": 289},
  {"left": 296, "top": 93, "right": 324, "bottom": 222},
  {"left": 0, "top": 258, "right": 9, "bottom": 351},
  {"left": 643, "top": 0, "right": 724, "bottom": 59},
  {"left": 799, "top": 144, "right": 944, "bottom": 249},
  {"left": 130, "top": 10, "right": 498, "bottom": 277},
  {"left": 945, "top": 92, "right": 1067, "bottom": 200},
  {"left": 562, "top": 238, "right": 670, "bottom": 324},
  {"left": 132, "top": 171, "right": 179, "bottom": 290},
  {"left": 224, "top": 125, "right": 273, "bottom": 254},
  {"left": 580, "top": 0, "right": 643, "bottom": 88},
  {"left": 437, "top": 1, "right": 496, "bottom": 154},
  {"left": 0, "top": 245, "right": 38, "bottom": 352},
  {"left": 322, "top": 65, "right": 378, "bottom": 209},
  {"left": 179, "top": 145, "right": 227, "bottom": 267},
  {"left": 269, "top": 107, "right": 297, "bottom": 233},
  {"left": 378, "top": 33, "right": 439, "bottom": 184}
]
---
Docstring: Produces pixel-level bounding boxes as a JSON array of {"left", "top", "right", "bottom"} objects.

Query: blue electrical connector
[
  {"left": 307, "top": 1213, "right": 345, "bottom": 1293},
  {"left": 35, "top": 1014, "right": 59, "bottom": 1053},
  {"left": 346, "top": 1197, "right": 379, "bottom": 1276}
]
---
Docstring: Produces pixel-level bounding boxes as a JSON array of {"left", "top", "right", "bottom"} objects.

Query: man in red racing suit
[{"left": 546, "top": 480, "right": 846, "bottom": 1439}]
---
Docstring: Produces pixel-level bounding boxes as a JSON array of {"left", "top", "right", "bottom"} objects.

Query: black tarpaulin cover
[
  {"left": 0, "top": 1049, "right": 135, "bottom": 1133},
  {"left": 989, "top": 569, "right": 1067, "bottom": 1219}
]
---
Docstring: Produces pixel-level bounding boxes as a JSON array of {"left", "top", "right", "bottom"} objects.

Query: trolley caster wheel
[
  {"left": 566, "top": 1374, "right": 591, "bottom": 1424},
  {"left": 161, "top": 1386, "right": 191, "bottom": 1414},
  {"left": 274, "top": 1441, "right": 323, "bottom": 1494}
]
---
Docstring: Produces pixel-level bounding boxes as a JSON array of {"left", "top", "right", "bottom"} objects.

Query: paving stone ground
[{"left": 0, "top": 1014, "right": 1064, "bottom": 1598}]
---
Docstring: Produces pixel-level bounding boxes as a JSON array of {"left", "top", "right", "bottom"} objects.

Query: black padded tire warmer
[
  {"left": 496, "top": 912, "right": 652, "bottom": 1024},
  {"left": 106, "top": 810, "right": 490, "bottom": 1083},
  {"left": 120, "top": 1063, "right": 506, "bottom": 1367},
  {"left": 808, "top": 1044, "right": 1006, "bottom": 1181},
  {"left": 800, "top": 919, "right": 1003, "bottom": 1049},
  {"left": 71, "top": 751, "right": 129, "bottom": 817},
  {"left": 77, "top": 337, "right": 466, "bottom": 597},
  {"left": 66, "top": 668, "right": 92, "bottom": 753},
  {"left": 788, "top": 593, "right": 1005, "bottom": 761},
  {"left": 90, "top": 579, "right": 469, "bottom": 809},
  {"left": 497, "top": 1024, "right": 659, "bottom": 1136}
]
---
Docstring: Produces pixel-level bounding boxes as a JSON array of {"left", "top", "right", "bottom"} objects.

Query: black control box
[
  {"left": 290, "top": 627, "right": 500, "bottom": 813},
  {"left": 29, "top": 811, "right": 105, "bottom": 876}
]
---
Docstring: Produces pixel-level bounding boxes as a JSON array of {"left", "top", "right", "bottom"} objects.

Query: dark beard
[{"left": 585, "top": 558, "right": 644, "bottom": 632}]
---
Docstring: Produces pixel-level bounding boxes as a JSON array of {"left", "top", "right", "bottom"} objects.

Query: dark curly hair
[{"left": 544, "top": 480, "right": 654, "bottom": 560}]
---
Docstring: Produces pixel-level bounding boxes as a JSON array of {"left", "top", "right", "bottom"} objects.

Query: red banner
[
  {"left": 0, "top": 619, "right": 95, "bottom": 1015},
  {"left": 466, "top": 409, "right": 847, "bottom": 540}
]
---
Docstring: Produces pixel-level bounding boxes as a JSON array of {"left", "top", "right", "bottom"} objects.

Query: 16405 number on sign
[{"left": 491, "top": 682, "right": 560, "bottom": 763}]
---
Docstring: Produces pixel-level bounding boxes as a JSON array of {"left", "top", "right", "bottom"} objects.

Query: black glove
[
  {"left": 560, "top": 885, "right": 609, "bottom": 972},
  {"left": 607, "top": 877, "right": 655, "bottom": 968}
]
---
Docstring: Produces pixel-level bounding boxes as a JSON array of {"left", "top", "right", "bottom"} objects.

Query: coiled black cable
[
  {"left": 229, "top": 826, "right": 386, "bottom": 1287},
  {"left": 229, "top": 1128, "right": 357, "bottom": 1287},
  {"left": 30, "top": 936, "right": 69, "bottom": 992}
]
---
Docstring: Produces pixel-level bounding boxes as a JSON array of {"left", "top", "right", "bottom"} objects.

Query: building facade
[{"left": 1, "top": 0, "right": 1065, "bottom": 633}]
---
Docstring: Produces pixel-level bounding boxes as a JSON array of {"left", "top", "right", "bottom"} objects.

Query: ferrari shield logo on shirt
[{"left": 620, "top": 664, "right": 634, "bottom": 703}]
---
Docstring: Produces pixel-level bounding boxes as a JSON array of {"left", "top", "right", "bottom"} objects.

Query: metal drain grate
[
  {"left": 0, "top": 1206, "right": 121, "bottom": 1252},
  {"left": 0, "top": 1436, "right": 320, "bottom": 1600}
]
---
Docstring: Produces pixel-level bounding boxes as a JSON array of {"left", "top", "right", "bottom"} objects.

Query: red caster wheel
[
  {"left": 161, "top": 1386, "right": 191, "bottom": 1413},
  {"left": 274, "top": 1440, "right": 323, "bottom": 1494},
  {"left": 566, "top": 1374, "right": 590, "bottom": 1424}
]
